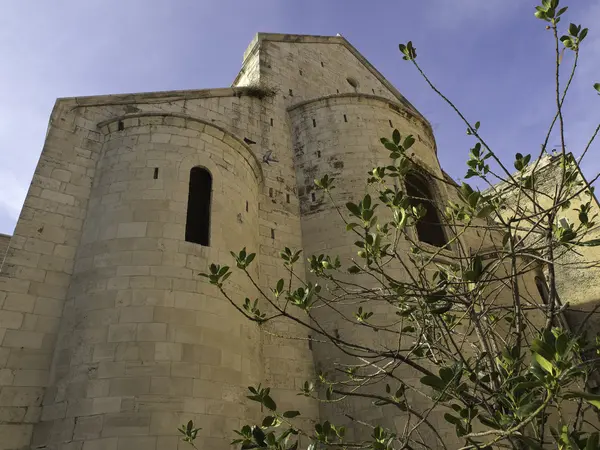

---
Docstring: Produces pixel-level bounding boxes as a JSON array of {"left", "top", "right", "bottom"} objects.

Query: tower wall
[
  {"left": 32, "top": 116, "right": 265, "bottom": 450},
  {"left": 289, "top": 94, "right": 449, "bottom": 442},
  {"left": 0, "top": 100, "right": 103, "bottom": 450},
  {"left": 240, "top": 35, "right": 448, "bottom": 442}
]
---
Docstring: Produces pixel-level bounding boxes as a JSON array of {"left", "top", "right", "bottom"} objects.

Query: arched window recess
[{"left": 404, "top": 171, "right": 447, "bottom": 248}]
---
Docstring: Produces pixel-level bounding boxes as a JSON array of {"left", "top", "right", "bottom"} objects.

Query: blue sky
[{"left": 1, "top": 0, "right": 598, "bottom": 235}]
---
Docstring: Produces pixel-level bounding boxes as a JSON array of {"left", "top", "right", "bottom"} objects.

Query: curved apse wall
[
  {"left": 289, "top": 94, "right": 444, "bottom": 445},
  {"left": 290, "top": 94, "right": 440, "bottom": 252},
  {"left": 32, "top": 115, "right": 264, "bottom": 450}
]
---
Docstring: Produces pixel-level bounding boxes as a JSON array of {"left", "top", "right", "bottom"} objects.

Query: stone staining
[{"left": 2, "top": 32, "right": 593, "bottom": 450}]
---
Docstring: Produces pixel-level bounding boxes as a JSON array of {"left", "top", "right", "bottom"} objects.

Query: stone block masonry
[
  {"left": 4, "top": 32, "right": 591, "bottom": 450},
  {"left": 0, "top": 234, "right": 10, "bottom": 268}
]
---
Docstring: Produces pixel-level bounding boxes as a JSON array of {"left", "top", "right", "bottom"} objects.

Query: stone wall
[
  {"left": 0, "top": 98, "right": 102, "bottom": 449},
  {"left": 498, "top": 155, "right": 600, "bottom": 333},
  {"left": 0, "top": 234, "right": 10, "bottom": 268},
  {"left": 32, "top": 115, "right": 265, "bottom": 450},
  {"left": 1, "top": 32, "right": 595, "bottom": 450}
]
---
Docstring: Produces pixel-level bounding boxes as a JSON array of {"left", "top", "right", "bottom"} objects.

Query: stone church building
[{"left": 0, "top": 33, "right": 598, "bottom": 449}]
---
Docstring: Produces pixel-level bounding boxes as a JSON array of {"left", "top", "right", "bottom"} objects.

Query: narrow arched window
[
  {"left": 405, "top": 172, "right": 447, "bottom": 247},
  {"left": 185, "top": 167, "right": 212, "bottom": 246},
  {"left": 535, "top": 276, "right": 549, "bottom": 304}
]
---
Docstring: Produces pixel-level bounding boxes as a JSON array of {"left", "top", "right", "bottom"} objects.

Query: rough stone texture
[
  {"left": 497, "top": 156, "right": 600, "bottom": 336},
  {"left": 0, "top": 33, "right": 597, "bottom": 449},
  {"left": 0, "top": 234, "right": 11, "bottom": 268}
]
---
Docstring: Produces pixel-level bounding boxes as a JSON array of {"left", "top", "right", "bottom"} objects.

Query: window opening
[
  {"left": 185, "top": 167, "right": 212, "bottom": 246},
  {"left": 405, "top": 172, "right": 447, "bottom": 247}
]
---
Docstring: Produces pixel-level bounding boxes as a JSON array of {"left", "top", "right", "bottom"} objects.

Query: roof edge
[{"left": 55, "top": 87, "right": 246, "bottom": 109}]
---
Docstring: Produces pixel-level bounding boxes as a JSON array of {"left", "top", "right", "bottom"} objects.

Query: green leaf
[
  {"left": 384, "top": 141, "right": 398, "bottom": 152},
  {"left": 431, "top": 303, "right": 452, "bottom": 314},
  {"left": 569, "top": 23, "right": 579, "bottom": 36},
  {"left": 439, "top": 367, "right": 454, "bottom": 383},
  {"left": 403, "top": 135, "right": 415, "bottom": 150},
  {"left": 392, "top": 129, "right": 401, "bottom": 145},
  {"left": 263, "top": 395, "right": 277, "bottom": 411},
  {"left": 513, "top": 381, "right": 543, "bottom": 395},
  {"left": 252, "top": 427, "right": 266, "bottom": 446},
  {"left": 476, "top": 205, "right": 494, "bottom": 219},
  {"left": 262, "top": 416, "right": 276, "bottom": 427},
  {"left": 531, "top": 338, "right": 555, "bottom": 362},
  {"left": 594, "top": 83, "right": 600, "bottom": 94},
  {"left": 283, "top": 411, "right": 301, "bottom": 418},
  {"left": 517, "top": 400, "right": 542, "bottom": 419},
  {"left": 346, "top": 202, "right": 361, "bottom": 216},
  {"left": 246, "top": 253, "right": 256, "bottom": 265},
  {"left": 478, "top": 414, "right": 500, "bottom": 429},
  {"left": 564, "top": 391, "right": 600, "bottom": 408},
  {"left": 444, "top": 413, "right": 460, "bottom": 425},
  {"left": 347, "top": 266, "right": 361, "bottom": 274},
  {"left": 561, "top": 36, "right": 574, "bottom": 48},
  {"left": 276, "top": 279, "right": 284, "bottom": 293},
  {"left": 363, "top": 194, "right": 371, "bottom": 210},
  {"left": 571, "top": 239, "right": 600, "bottom": 247},
  {"left": 555, "top": 332, "right": 569, "bottom": 357},
  {"left": 534, "top": 353, "right": 554, "bottom": 374},
  {"left": 420, "top": 375, "right": 446, "bottom": 390}
]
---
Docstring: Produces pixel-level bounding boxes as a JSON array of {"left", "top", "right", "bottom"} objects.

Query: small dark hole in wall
[
  {"left": 271, "top": 228, "right": 275, "bottom": 239},
  {"left": 312, "top": 119, "right": 316, "bottom": 127},
  {"left": 299, "top": 69, "right": 303, "bottom": 76},
  {"left": 372, "top": 88, "right": 375, "bottom": 94},
  {"left": 311, "top": 192, "right": 316, "bottom": 202},
  {"left": 270, "top": 118, "right": 273, "bottom": 126},
  {"left": 308, "top": 335, "right": 312, "bottom": 349},
  {"left": 118, "top": 120, "right": 124, "bottom": 131},
  {"left": 389, "top": 120, "right": 393, "bottom": 128},
  {"left": 246, "top": 201, "right": 249, "bottom": 212},
  {"left": 269, "top": 188, "right": 273, "bottom": 198},
  {"left": 336, "top": 89, "right": 339, "bottom": 93},
  {"left": 343, "top": 114, "right": 347, "bottom": 123},
  {"left": 317, "top": 151, "right": 321, "bottom": 158},
  {"left": 289, "top": 89, "right": 293, "bottom": 96},
  {"left": 153, "top": 168, "right": 159, "bottom": 179},
  {"left": 346, "top": 77, "right": 359, "bottom": 89},
  {"left": 321, "top": 62, "right": 324, "bottom": 67},
  {"left": 286, "top": 194, "right": 290, "bottom": 203}
]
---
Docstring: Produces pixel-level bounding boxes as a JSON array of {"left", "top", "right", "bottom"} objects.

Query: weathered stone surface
[{"left": 0, "top": 32, "right": 597, "bottom": 450}]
